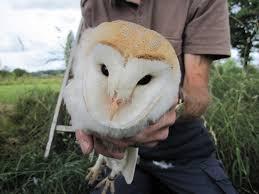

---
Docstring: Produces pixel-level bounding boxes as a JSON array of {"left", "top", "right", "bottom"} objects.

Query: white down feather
[{"left": 63, "top": 28, "right": 181, "bottom": 185}]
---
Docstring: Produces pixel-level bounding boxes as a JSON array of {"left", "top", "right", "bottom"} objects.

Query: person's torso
[{"left": 81, "top": 0, "right": 196, "bottom": 67}]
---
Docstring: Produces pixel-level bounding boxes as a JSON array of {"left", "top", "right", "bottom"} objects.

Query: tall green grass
[
  {"left": 0, "top": 89, "right": 57, "bottom": 156},
  {"left": 205, "top": 61, "right": 259, "bottom": 193},
  {"left": 0, "top": 151, "right": 91, "bottom": 194},
  {"left": 0, "top": 89, "right": 93, "bottom": 194}
]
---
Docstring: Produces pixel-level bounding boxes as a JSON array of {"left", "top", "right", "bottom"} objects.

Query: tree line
[{"left": 229, "top": 0, "right": 259, "bottom": 68}]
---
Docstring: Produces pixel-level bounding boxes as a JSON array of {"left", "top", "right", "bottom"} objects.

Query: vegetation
[
  {"left": 0, "top": 70, "right": 11, "bottom": 78},
  {"left": 0, "top": 61, "right": 258, "bottom": 193},
  {"left": 64, "top": 31, "right": 75, "bottom": 66},
  {"left": 0, "top": 89, "right": 92, "bottom": 194},
  {"left": 0, "top": 151, "right": 91, "bottom": 194},
  {"left": 0, "top": 72, "right": 62, "bottom": 104},
  {"left": 13, "top": 68, "right": 28, "bottom": 78},
  {"left": 228, "top": 0, "right": 259, "bottom": 67},
  {"left": 206, "top": 61, "right": 259, "bottom": 193}
]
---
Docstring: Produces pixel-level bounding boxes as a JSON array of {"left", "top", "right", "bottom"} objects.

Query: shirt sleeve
[{"left": 183, "top": 0, "right": 231, "bottom": 59}]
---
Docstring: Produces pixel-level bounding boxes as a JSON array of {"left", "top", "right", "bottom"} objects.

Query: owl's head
[{"left": 67, "top": 21, "right": 181, "bottom": 131}]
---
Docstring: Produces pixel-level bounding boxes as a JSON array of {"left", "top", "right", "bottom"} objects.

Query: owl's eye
[
  {"left": 101, "top": 64, "right": 109, "bottom": 77},
  {"left": 137, "top": 74, "right": 153, "bottom": 85}
]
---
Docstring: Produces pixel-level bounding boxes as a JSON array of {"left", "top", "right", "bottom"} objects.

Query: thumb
[{"left": 76, "top": 129, "right": 93, "bottom": 154}]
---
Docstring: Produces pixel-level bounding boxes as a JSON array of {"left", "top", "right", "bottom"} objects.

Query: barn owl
[{"left": 63, "top": 20, "right": 181, "bottom": 194}]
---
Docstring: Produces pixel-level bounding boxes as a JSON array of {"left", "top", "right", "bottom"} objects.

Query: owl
[{"left": 63, "top": 20, "right": 181, "bottom": 194}]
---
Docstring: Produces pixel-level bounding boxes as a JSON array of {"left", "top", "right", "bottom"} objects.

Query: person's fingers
[
  {"left": 131, "top": 127, "right": 169, "bottom": 148},
  {"left": 128, "top": 108, "right": 175, "bottom": 143},
  {"left": 102, "top": 136, "right": 132, "bottom": 148},
  {"left": 142, "top": 141, "right": 159, "bottom": 148},
  {"left": 92, "top": 132, "right": 133, "bottom": 148},
  {"left": 130, "top": 126, "right": 170, "bottom": 145},
  {"left": 75, "top": 105, "right": 176, "bottom": 156},
  {"left": 145, "top": 127, "right": 169, "bottom": 143},
  {"left": 93, "top": 136, "right": 125, "bottom": 160},
  {"left": 145, "top": 108, "right": 176, "bottom": 134},
  {"left": 76, "top": 129, "right": 94, "bottom": 154},
  {"left": 154, "top": 126, "right": 170, "bottom": 141},
  {"left": 154, "top": 108, "right": 177, "bottom": 129}
]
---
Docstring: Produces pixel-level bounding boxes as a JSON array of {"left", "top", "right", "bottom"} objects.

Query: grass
[
  {"left": 0, "top": 75, "right": 62, "bottom": 104},
  {"left": 0, "top": 151, "right": 92, "bottom": 194},
  {"left": 0, "top": 84, "right": 60, "bottom": 104},
  {"left": 0, "top": 62, "right": 258, "bottom": 193},
  {"left": 205, "top": 61, "right": 259, "bottom": 193},
  {"left": 0, "top": 88, "right": 93, "bottom": 194}
]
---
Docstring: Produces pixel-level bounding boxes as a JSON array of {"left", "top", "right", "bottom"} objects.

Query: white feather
[{"left": 63, "top": 28, "right": 181, "bottom": 185}]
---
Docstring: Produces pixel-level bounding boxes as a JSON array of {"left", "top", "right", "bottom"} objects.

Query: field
[
  {"left": 0, "top": 76, "right": 62, "bottom": 104},
  {"left": 0, "top": 62, "right": 258, "bottom": 194}
]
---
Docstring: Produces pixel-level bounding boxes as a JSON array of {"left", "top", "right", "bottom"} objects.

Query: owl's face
[{"left": 80, "top": 43, "right": 180, "bottom": 129}]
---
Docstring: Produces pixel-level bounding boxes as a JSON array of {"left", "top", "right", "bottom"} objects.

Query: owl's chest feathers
[{"left": 83, "top": 98, "right": 173, "bottom": 140}]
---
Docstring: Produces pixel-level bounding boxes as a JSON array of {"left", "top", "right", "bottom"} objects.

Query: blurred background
[{"left": 0, "top": 1, "right": 258, "bottom": 194}]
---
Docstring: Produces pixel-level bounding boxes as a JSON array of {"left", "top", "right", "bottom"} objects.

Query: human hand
[{"left": 76, "top": 104, "right": 177, "bottom": 159}]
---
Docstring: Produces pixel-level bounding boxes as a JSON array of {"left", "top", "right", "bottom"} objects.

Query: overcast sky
[
  {"left": 0, "top": 0, "right": 81, "bottom": 72},
  {"left": 0, "top": 0, "right": 80, "bottom": 10}
]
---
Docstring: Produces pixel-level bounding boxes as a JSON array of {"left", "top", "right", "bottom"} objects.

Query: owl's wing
[
  {"left": 63, "top": 79, "right": 89, "bottom": 130},
  {"left": 121, "top": 147, "right": 139, "bottom": 184}
]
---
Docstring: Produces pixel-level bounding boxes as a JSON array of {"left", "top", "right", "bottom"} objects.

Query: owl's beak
[{"left": 109, "top": 96, "right": 124, "bottom": 120}]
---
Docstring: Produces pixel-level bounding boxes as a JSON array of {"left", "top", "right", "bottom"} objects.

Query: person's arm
[{"left": 181, "top": 53, "right": 212, "bottom": 119}]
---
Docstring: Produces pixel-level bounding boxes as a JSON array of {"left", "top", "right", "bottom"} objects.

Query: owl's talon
[
  {"left": 85, "top": 167, "right": 101, "bottom": 185},
  {"left": 95, "top": 176, "right": 115, "bottom": 194},
  {"left": 85, "top": 168, "right": 92, "bottom": 180}
]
